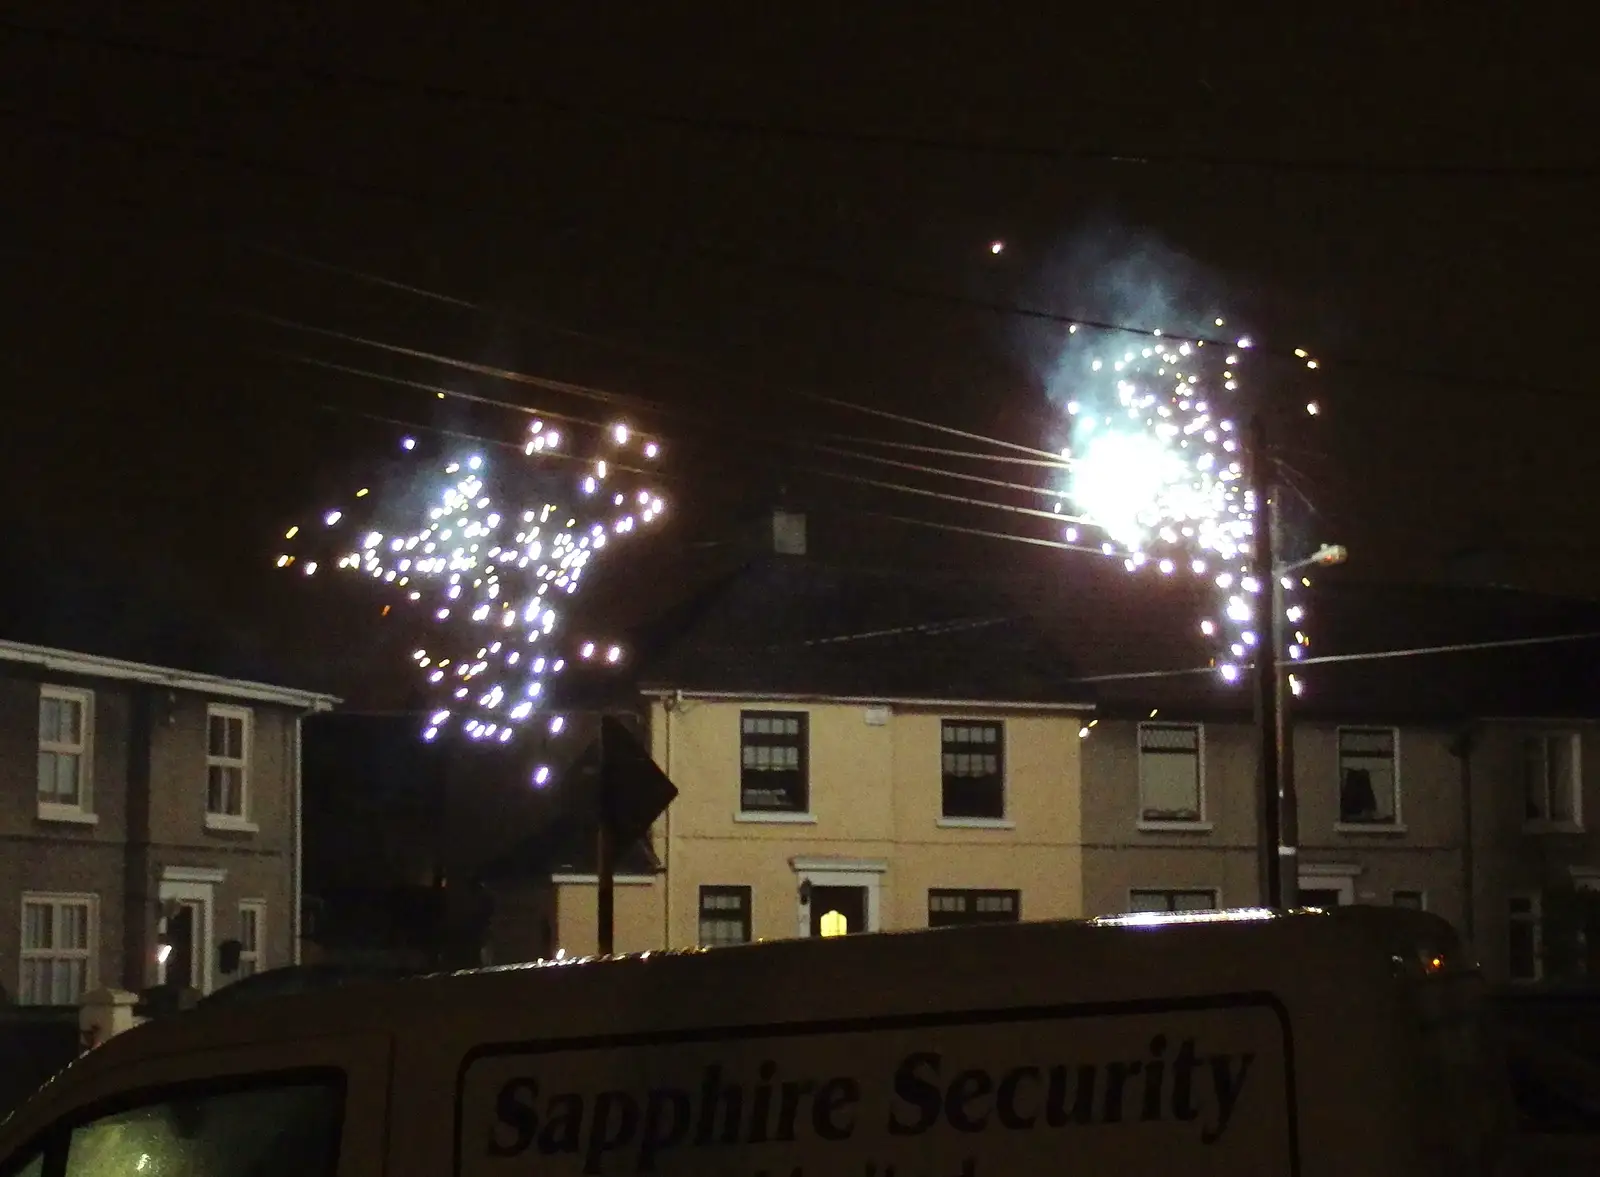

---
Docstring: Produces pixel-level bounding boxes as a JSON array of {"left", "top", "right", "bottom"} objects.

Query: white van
[{"left": 0, "top": 906, "right": 1514, "bottom": 1177}]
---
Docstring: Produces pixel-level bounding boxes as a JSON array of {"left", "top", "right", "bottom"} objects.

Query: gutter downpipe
[
  {"left": 292, "top": 712, "right": 305, "bottom": 966},
  {"left": 661, "top": 694, "right": 675, "bottom": 950}
]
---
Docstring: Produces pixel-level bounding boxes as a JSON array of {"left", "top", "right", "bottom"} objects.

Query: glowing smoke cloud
[
  {"left": 1053, "top": 324, "right": 1321, "bottom": 692},
  {"left": 276, "top": 417, "right": 665, "bottom": 783}
]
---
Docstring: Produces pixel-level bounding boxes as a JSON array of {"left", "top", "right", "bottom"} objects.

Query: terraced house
[
  {"left": 539, "top": 513, "right": 1600, "bottom": 988},
  {"left": 0, "top": 639, "right": 336, "bottom": 1005}
]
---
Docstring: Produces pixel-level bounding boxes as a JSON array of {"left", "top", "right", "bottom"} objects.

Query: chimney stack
[{"left": 772, "top": 509, "right": 807, "bottom": 556}]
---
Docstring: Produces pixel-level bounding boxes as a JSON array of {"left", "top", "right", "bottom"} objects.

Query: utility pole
[
  {"left": 595, "top": 716, "right": 615, "bottom": 956},
  {"left": 1271, "top": 502, "right": 1299, "bottom": 910},
  {"left": 1250, "top": 415, "right": 1284, "bottom": 907}
]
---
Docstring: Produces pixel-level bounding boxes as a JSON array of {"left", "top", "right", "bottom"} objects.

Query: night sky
[{"left": 2, "top": 9, "right": 1596, "bottom": 701}]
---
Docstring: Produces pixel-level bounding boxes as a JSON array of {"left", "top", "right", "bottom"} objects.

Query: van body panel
[
  {"left": 457, "top": 992, "right": 1295, "bottom": 1177},
  {"left": 0, "top": 909, "right": 1508, "bottom": 1177}
]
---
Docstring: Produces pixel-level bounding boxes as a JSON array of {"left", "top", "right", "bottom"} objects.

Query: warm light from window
[{"left": 819, "top": 910, "right": 849, "bottom": 937}]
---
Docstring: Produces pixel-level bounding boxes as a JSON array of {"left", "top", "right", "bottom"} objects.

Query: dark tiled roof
[
  {"left": 636, "top": 555, "right": 1093, "bottom": 704},
  {"left": 635, "top": 553, "right": 1600, "bottom": 721}
]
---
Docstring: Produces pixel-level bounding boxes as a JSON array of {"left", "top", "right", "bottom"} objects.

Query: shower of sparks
[
  {"left": 1054, "top": 322, "right": 1321, "bottom": 691},
  {"left": 276, "top": 417, "right": 665, "bottom": 782}
]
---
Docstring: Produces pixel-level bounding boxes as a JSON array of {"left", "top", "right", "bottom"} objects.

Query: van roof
[{"left": 64, "top": 907, "right": 1459, "bottom": 1072}]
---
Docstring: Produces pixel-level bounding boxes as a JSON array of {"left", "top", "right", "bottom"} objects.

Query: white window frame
[
  {"left": 204, "top": 703, "right": 256, "bottom": 831},
  {"left": 18, "top": 892, "right": 98, "bottom": 1006},
  {"left": 1522, "top": 731, "right": 1583, "bottom": 833},
  {"left": 1127, "top": 887, "right": 1220, "bottom": 913},
  {"left": 237, "top": 899, "right": 266, "bottom": 978},
  {"left": 1392, "top": 889, "right": 1428, "bottom": 911},
  {"left": 1507, "top": 891, "right": 1543, "bottom": 983},
  {"left": 1335, "top": 725, "right": 1405, "bottom": 832},
  {"left": 37, "top": 685, "right": 96, "bottom": 824},
  {"left": 1136, "top": 722, "right": 1210, "bottom": 830}
]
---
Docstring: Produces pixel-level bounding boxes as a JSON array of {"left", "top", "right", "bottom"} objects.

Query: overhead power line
[
  {"left": 275, "top": 350, "right": 1092, "bottom": 529},
  {"left": 5, "top": 17, "right": 1596, "bottom": 182},
  {"left": 1068, "top": 630, "right": 1600, "bottom": 684}
]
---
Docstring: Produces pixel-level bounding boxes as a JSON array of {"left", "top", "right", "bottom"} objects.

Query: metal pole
[
  {"left": 1250, "top": 415, "right": 1283, "bottom": 907},
  {"left": 1272, "top": 503, "right": 1299, "bottom": 909},
  {"left": 596, "top": 716, "right": 615, "bottom": 956}
]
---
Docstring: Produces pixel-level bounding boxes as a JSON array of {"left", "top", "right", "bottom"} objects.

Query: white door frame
[
  {"left": 159, "top": 866, "right": 225, "bottom": 993},
  {"left": 791, "top": 857, "right": 887, "bottom": 938}
]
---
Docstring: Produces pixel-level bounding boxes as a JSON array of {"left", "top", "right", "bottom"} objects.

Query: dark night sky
[{"left": 2, "top": 8, "right": 1597, "bottom": 698}]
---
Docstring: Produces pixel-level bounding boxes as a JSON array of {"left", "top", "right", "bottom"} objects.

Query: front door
[
  {"left": 157, "top": 878, "right": 215, "bottom": 993},
  {"left": 808, "top": 886, "right": 867, "bottom": 937}
]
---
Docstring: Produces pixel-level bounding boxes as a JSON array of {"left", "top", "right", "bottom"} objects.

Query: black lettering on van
[
  {"left": 887, "top": 1052, "right": 943, "bottom": 1135},
  {"left": 584, "top": 1091, "right": 639, "bottom": 1174},
  {"left": 488, "top": 1078, "right": 539, "bottom": 1156},
  {"left": 1102, "top": 1061, "right": 1141, "bottom": 1124},
  {"left": 994, "top": 1066, "right": 1039, "bottom": 1129},
  {"left": 1044, "top": 1064, "right": 1096, "bottom": 1126},
  {"left": 539, "top": 1093, "right": 583, "bottom": 1156},
  {"left": 695, "top": 1065, "right": 743, "bottom": 1145},
  {"left": 1141, "top": 1036, "right": 1168, "bottom": 1121},
  {"left": 945, "top": 1069, "right": 992, "bottom": 1133},
  {"left": 637, "top": 1088, "right": 692, "bottom": 1171},
  {"left": 1203, "top": 1052, "right": 1255, "bottom": 1145},
  {"left": 1170, "top": 1038, "right": 1202, "bottom": 1122},
  {"left": 748, "top": 1061, "right": 778, "bottom": 1143},
  {"left": 775, "top": 1079, "right": 815, "bottom": 1141},
  {"left": 812, "top": 1076, "right": 860, "bottom": 1140}
]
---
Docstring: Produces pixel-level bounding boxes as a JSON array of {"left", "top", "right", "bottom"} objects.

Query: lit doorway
[
  {"left": 809, "top": 886, "right": 867, "bottom": 937},
  {"left": 158, "top": 869, "right": 221, "bottom": 993}
]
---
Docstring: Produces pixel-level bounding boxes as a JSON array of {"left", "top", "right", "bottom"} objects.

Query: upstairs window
[
  {"left": 1338, "top": 727, "right": 1399, "bottom": 826},
  {"left": 739, "top": 712, "right": 808, "bottom": 813},
  {"left": 1138, "top": 723, "right": 1204, "bottom": 824},
  {"left": 206, "top": 705, "right": 252, "bottom": 824},
  {"left": 940, "top": 721, "right": 1005, "bottom": 820},
  {"left": 1524, "top": 734, "right": 1581, "bottom": 829},
  {"left": 38, "top": 686, "right": 93, "bottom": 819}
]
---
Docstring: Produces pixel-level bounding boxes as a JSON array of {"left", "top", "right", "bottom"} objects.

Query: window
[
  {"left": 739, "top": 711, "right": 808, "bottom": 813},
  {"left": 928, "top": 889, "right": 1020, "bottom": 927},
  {"left": 206, "top": 705, "right": 252, "bottom": 823},
  {"left": 38, "top": 686, "right": 93, "bottom": 819},
  {"left": 1138, "top": 723, "right": 1204, "bottom": 824},
  {"left": 1338, "top": 727, "right": 1399, "bottom": 825},
  {"left": 1524, "top": 734, "right": 1581, "bottom": 828},
  {"left": 1393, "top": 890, "right": 1427, "bottom": 910},
  {"left": 1129, "top": 889, "right": 1218, "bottom": 913},
  {"left": 698, "top": 886, "right": 751, "bottom": 947},
  {"left": 19, "top": 894, "right": 96, "bottom": 1005},
  {"left": 940, "top": 721, "right": 1005, "bottom": 820},
  {"left": 1508, "top": 894, "right": 1542, "bottom": 982},
  {"left": 238, "top": 901, "right": 265, "bottom": 977},
  {"left": 64, "top": 1077, "right": 343, "bottom": 1177}
]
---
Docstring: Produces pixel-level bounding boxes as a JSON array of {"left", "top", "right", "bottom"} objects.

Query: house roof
[
  {"left": 0, "top": 639, "right": 340, "bottom": 710},
  {"left": 634, "top": 551, "right": 1600, "bottom": 723},
  {"left": 635, "top": 554, "right": 1095, "bottom": 707}
]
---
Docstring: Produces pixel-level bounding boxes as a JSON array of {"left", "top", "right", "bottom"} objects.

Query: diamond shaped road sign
[{"left": 564, "top": 715, "right": 679, "bottom": 848}]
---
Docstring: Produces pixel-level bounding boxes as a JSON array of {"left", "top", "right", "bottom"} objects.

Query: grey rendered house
[{"left": 0, "top": 639, "right": 336, "bottom": 1005}]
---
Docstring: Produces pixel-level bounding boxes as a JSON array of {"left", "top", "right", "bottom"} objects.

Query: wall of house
[
  {"left": 0, "top": 668, "right": 304, "bottom": 1002},
  {"left": 1470, "top": 721, "right": 1600, "bottom": 981},
  {"left": 649, "top": 697, "right": 1086, "bottom": 948},
  {"left": 552, "top": 878, "right": 664, "bottom": 957},
  {"left": 1080, "top": 718, "right": 1262, "bottom": 913},
  {"left": 1081, "top": 716, "right": 1469, "bottom": 925},
  {"left": 0, "top": 673, "right": 134, "bottom": 1000}
]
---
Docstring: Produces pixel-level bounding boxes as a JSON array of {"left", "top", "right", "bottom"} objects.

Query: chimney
[{"left": 772, "top": 509, "right": 807, "bottom": 556}]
